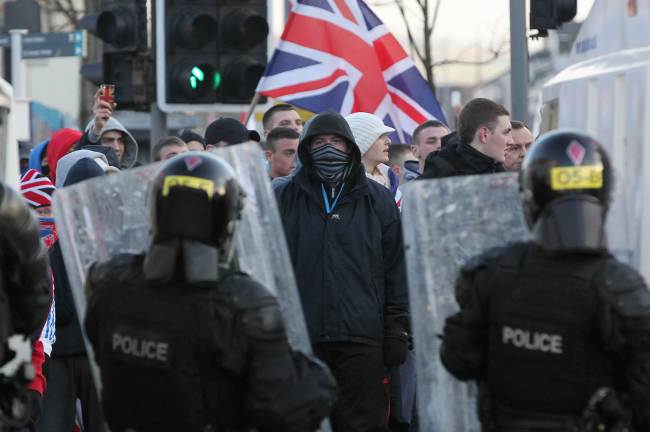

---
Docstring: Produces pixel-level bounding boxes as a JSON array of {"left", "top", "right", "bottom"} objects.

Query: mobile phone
[{"left": 99, "top": 84, "right": 115, "bottom": 104}]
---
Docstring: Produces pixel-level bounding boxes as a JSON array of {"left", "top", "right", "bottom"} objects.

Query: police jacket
[
  {"left": 85, "top": 254, "right": 336, "bottom": 432},
  {"left": 419, "top": 134, "right": 504, "bottom": 180},
  {"left": 440, "top": 242, "right": 650, "bottom": 431},
  {"left": 275, "top": 166, "right": 409, "bottom": 346},
  {"left": 0, "top": 183, "right": 51, "bottom": 342}
]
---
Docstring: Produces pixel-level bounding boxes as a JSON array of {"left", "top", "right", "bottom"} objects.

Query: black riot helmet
[
  {"left": 145, "top": 152, "right": 244, "bottom": 285},
  {"left": 149, "top": 152, "right": 242, "bottom": 248},
  {"left": 520, "top": 129, "right": 612, "bottom": 254}
]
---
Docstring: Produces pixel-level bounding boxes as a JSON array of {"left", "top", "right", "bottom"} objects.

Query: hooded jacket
[
  {"left": 419, "top": 131, "right": 505, "bottom": 179},
  {"left": 81, "top": 117, "right": 139, "bottom": 169},
  {"left": 54, "top": 150, "right": 118, "bottom": 188},
  {"left": 275, "top": 111, "right": 409, "bottom": 346},
  {"left": 28, "top": 140, "right": 49, "bottom": 172},
  {"left": 47, "top": 128, "right": 83, "bottom": 185},
  {"left": 50, "top": 159, "right": 108, "bottom": 357}
]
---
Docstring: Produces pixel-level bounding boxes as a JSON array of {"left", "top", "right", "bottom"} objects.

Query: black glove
[{"left": 383, "top": 330, "right": 409, "bottom": 366}]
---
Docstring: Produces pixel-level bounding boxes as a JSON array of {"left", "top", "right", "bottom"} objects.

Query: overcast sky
[{"left": 371, "top": 0, "right": 595, "bottom": 49}]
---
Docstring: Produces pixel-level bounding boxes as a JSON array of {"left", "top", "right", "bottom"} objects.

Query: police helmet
[
  {"left": 520, "top": 129, "right": 612, "bottom": 227},
  {"left": 149, "top": 152, "right": 243, "bottom": 248}
]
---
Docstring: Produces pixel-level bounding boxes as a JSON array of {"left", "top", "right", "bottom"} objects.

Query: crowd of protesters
[{"left": 8, "top": 86, "right": 531, "bottom": 432}]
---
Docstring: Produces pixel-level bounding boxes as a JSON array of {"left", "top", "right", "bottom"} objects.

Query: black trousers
[
  {"left": 36, "top": 355, "right": 105, "bottom": 432},
  {"left": 313, "top": 342, "right": 389, "bottom": 432}
]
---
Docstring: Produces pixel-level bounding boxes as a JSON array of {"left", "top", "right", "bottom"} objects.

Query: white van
[{"left": 542, "top": 0, "right": 650, "bottom": 280}]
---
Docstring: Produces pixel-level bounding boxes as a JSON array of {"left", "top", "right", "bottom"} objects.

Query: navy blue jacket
[{"left": 275, "top": 166, "right": 409, "bottom": 346}]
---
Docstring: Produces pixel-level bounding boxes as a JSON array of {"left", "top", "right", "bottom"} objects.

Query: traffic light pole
[
  {"left": 150, "top": 101, "right": 167, "bottom": 149},
  {"left": 509, "top": 0, "right": 529, "bottom": 125}
]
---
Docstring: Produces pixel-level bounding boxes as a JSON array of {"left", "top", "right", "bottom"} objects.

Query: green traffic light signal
[{"left": 189, "top": 66, "right": 205, "bottom": 90}]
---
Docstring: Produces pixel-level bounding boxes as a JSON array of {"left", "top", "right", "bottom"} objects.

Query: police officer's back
[
  {"left": 440, "top": 131, "right": 650, "bottom": 431},
  {"left": 84, "top": 153, "right": 336, "bottom": 432},
  {"left": 0, "top": 181, "right": 52, "bottom": 429}
]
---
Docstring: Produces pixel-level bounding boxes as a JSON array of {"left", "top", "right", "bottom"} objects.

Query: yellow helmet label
[
  {"left": 162, "top": 175, "right": 214, "bottom": 198},
  {"left": 550, "top": 165, "right": 603, "bottom": 190}
]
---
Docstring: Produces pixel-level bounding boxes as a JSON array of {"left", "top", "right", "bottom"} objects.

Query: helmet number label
[
  {"left": 162, "top": 175, "right": 214, "bottom": 198},
  {"left": 550, "top": 165, "right": 603, "bottom": 190}
]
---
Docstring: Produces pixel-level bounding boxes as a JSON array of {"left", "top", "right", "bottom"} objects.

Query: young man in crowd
[
  {"left": 388, "top": 144, "right": 419, "bottom": 186},
  {"left": 77, "top": 88, "right": 139, "bottom": 170},
  {"left": 204, "top": 118, "right": 259, "bottom": 149},
  {"left": 503, "top": 120, "right": 534, "bottom": 171},
  {"left": 179, "top": 130, "right": 206, "bottom": 152},
  {"left": 410, "top": 119, "right": 449, "bottom": 174},
  {"left": 151, "top": 136, "right": 189, "bottom": 162},
  {"left": 275, "top": 111, "right": 409, "bottom": 432},
  {"left": 420, "top": 98, "right": 513, "bottom": 179},
  {"left": 265, "top": 127, "right": 300, "bottom": 179},
  {"left": 262, "top": 103, "right": 304, "bottom": 137}
]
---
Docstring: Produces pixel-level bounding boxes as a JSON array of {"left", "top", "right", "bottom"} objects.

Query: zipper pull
[{"left": 331, "top": 186, "right": 335, "bottom": 199}]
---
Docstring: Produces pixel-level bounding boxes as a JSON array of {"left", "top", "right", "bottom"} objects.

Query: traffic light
[
  {"left": 217, "top": 2, "right": 269, "bottom": 104},
  {"left": 81, "top": 0, "right": 151, "bottom": 110},
  {"left": 155, "top": 0, "right": 269, "bottom": 112},
  {"left": 530, "top": 0, "right": 577, "bottom": 38}
]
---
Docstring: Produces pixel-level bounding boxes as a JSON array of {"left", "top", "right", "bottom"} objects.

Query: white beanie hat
[{"left": 345, "top": 112, "right": 395, "bottom": 155}]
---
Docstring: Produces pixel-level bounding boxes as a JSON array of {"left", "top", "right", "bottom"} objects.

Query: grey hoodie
[
  {"left": 55, "top": 150, "right": 119, "bottom": 188},
  {"left": 84, "top": 117, "right": 139, "bottom": 170}
]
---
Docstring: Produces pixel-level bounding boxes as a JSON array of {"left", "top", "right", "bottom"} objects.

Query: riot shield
[
  {"left": 53, "top": 143, "right": 313, "bottom": 391},
  {"left": 401, "top": 173, "right": 529, "bottom": 432}
]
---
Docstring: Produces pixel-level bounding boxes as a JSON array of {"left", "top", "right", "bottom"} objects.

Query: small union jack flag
[
  {"left": 256, "top": 0, "right": 446, "bottom": 143},
  {"left": 20, "top": 169, "right": 56, "bottom": 208}
]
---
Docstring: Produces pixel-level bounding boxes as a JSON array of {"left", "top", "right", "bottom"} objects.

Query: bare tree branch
[
  {"left": 395, "top": 0, "right": 425, "bottom": 63},
  {"left": 432, "top": 39, "right": 509, "bottom": 66},
  {"left": 428, "top": 0, "right": 441, "bottom": 37},
  {"left": 34, "top": 0, "right": 82, "bottom": 29}
]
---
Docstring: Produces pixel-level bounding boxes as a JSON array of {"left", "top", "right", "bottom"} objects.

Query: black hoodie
[
  {"left": 297, "top": 110, "right": 362, "bottom": 187},
  {"left": 419, "top": 131, "right": 505, "bottom": 179},
  {"left": 275, "top": 111, "right": 409, "bottom": 346}
]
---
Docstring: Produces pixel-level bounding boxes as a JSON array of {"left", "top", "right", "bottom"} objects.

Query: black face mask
[{"left": 309, "top": 144, "right": 352, "bottom": 185}]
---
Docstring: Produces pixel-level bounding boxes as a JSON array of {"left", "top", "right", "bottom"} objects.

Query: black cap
[
  {"left": 204, "top": 118, "right": 259, "bottom": 146},
  {"left": 63, "top": 158, "right": 105, "bottom": 186},
  {"left": 179, "top": 130, "right": 205, "bottom": 148}
]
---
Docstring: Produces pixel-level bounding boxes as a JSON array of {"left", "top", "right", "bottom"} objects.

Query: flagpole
[{"left": 245, "top": 92, "right": 262, "bottom": 126}]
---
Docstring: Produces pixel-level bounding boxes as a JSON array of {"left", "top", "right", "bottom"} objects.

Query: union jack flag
[{"left": 256, "top": 0, "right": 446, "bottom": 143}]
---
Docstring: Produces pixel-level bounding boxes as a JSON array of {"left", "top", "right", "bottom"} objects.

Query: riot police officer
[
  {"left": 0, "top": 181, "right": 52, "bottom": 430},
  {"left": 84, "top": 152, "right": 336, "bottom": 432},
  {"left": 440, "top": 130, "right": 650, "bottom": 431}
]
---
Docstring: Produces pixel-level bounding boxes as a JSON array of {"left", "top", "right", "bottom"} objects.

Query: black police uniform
[
  {"left": 0, "top": 182, "right": 52, "bottom": 431},
  {"left": 0, "top": 182, "right": 51, "bottom": 344},
  {"left": 441, "top": 243, "right": 650, "bottom": 431},
  {"left": 440, "top": 130, "right": 650, "bottom": 431},
  {"left": 84, "top": 152, "right": 335, "bottom": 432},
  {"left": 85, "top": 256, "right": 334, "bottom": 432}
]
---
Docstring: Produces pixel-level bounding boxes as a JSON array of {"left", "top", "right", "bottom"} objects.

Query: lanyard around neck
[{"left": 321, "top": 183, "right": 345, "bottom": 215}]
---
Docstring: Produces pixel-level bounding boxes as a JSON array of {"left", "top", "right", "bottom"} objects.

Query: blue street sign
[{"left": 0, "top": 31, "right": 85, "bottom": 59}]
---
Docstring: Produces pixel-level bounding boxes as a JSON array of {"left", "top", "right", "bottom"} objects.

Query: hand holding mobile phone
[{"left": 99, "top": 84, "right": 115, "bottom": 104}]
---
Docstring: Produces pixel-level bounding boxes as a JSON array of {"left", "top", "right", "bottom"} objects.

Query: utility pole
[
  {"left": 509, "top": 0, "right": 529, "bottom": 125},
  {"left": 9, "top": 29, "right": 28, "bottom": 99}
]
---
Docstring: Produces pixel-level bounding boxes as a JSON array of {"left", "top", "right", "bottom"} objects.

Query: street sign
[{"left": 0, "top": 31, "right": 85, "bottom": 59}]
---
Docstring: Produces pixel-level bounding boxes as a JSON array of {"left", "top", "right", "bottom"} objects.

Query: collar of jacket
[
  {"left": 457, "top": 141, "right": 504, "bottom": 173},
  {"left": 294, "top": 165, "right": 369, "bottom": 212}
]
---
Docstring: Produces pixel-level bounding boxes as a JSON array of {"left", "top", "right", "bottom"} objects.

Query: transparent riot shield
[
  {"left": 401, "top": 173, "right": 530, "bottom": 432},
  {"left": 53, "top": 143, "right": 312, "bottom": 392}
]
